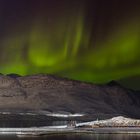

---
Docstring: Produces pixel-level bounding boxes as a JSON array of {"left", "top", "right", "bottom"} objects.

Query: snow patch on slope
[{"left": 46, "top": 113, "right": 85, "bottom": 118}]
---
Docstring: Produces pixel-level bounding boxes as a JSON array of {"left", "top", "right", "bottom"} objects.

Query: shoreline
[{"left": 0, "top": 127, "right": 140, "bottom": 136}]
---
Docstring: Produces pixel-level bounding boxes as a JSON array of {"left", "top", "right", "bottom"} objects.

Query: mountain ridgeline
[{"left": 0, "top": 74, "right": 139, "bottom": 120}]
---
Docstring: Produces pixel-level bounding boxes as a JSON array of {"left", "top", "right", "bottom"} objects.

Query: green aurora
[{"left": 0, "top": 0, "right": 140, "bottom": 84}]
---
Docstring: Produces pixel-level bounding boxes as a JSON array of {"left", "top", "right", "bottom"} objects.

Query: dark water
[
  {"left": 1, "top": 134, "right": 140, "bottom": 140},
  {"left": 0, "top": 114, "right": 83, "bottom": 127}
]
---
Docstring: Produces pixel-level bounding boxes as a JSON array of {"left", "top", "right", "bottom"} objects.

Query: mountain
[{"left": 0, "top": 74, "right": 139, "bottom": 120}]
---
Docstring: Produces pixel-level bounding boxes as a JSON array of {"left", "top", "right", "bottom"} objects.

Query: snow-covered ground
[
  {"left": 0, "top": 112, "right": 85, "bottom": 118},
  {"left": 46, "top": 113, "right": 85, "bottom": 118},
  {"left": 76, "top": 116, "right": 140, "bottom": 127}
]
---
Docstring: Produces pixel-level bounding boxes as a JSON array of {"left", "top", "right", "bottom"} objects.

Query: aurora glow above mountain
[{"left": 0, "top": 0, "right": 140, "bottom": 84}]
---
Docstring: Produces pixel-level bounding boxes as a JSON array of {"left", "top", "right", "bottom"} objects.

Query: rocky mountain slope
[{"left": 0, "top": 74, "right": 139, "bottom": 120}]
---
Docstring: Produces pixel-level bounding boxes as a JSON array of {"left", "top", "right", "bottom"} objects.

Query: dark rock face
[{"left": 0, "top": 74, "right": 140, "bottom": 119}]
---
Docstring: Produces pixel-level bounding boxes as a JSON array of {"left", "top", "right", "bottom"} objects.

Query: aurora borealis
[{"left": 0, "top": 0, "right": 140, "bottom": 85}]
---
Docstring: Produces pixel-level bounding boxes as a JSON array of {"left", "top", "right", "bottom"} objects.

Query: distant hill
[{"left": 0, "top": 74, "right": 139, "bottom": 120}]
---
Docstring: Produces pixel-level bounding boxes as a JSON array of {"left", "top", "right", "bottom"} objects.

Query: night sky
[{"left": 0, "top": 0, "right": 140, "bottom": 89}]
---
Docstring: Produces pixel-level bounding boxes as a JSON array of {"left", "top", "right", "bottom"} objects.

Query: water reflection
[{"left": 1, "top": 134, "right": 140, "bottom": 140}]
